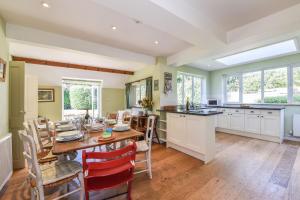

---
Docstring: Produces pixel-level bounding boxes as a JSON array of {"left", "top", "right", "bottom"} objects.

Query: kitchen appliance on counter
[{"left": 207, "top": 99, "right": 221, "bottom": 107}]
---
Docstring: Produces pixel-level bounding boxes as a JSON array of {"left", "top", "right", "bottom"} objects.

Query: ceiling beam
[
  {"left": 12, "top": 56, "right": 134, "bottom": 75},
  {"left": 94, "top": 0, "right": 226, "bottom": 47},
  {"left": 6, "top": 23, "right": 155, "bottom": 65}
]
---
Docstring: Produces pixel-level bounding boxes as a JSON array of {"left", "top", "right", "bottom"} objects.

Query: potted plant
[{"left": 140, "top": 97, "right": 153, "bottom": 116}]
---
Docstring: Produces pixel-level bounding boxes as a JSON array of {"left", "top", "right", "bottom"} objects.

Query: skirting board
[
  {"left": 167, "top": 142, "right": 210, "bottom": 164},
  {"left": 0, "top": 171, "right": 12, "bottom": 193},
  {"left": 216, "top": 128, "right": 282, "bottom": 143}
]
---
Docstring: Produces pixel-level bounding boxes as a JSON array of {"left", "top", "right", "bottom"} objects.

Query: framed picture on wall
[
  {"left": 38, "top": 88, "right": 55, "bottom": 102},
  {"left": 0, "top": 58, "right": 6, "bottom": 82},
  {"left": 164, "top": 72, "right": 172, "bottom": 94}
]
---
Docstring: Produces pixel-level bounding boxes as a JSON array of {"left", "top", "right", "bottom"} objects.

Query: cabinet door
[
  {"left": 261, "top": 115, "right": 280, "bottom": 137},
  {"left": 217, "top": 113, "right": 230, "bottom": 129},
  {"left": 167, "top": 113, "right": 186, "bottom": 145},
  {"left": 186, "top": 115, "right": 205, "bottom": 153},
  {"left": 230, "top": 113, "right": 245, "bottom": 131},
  {"left": 245, "top": 114, "right": 261, "bottom": 134}
]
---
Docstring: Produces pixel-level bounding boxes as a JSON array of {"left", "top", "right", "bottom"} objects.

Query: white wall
[{"left": 25, "top": 63, "right": 128, "bottom": 88}]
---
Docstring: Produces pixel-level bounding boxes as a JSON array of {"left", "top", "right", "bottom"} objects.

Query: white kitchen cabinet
[
  {"left": 186, "top": 115, "right": 206, "bottom": 154},
  {"left": 261, "top": 115, "right": 280, "bottom": 137},
  {"left": 216, "top": 108, "right": 284, "bottom": 143},
  {"left": 245, "top": 114, "right": 261, "bottom": 134},
  {"left": 217, "top": 113, "right": 230, "bottom": 129},
  {"left": 229, "top": 113, "right": 245, "bottom": 131},
  {"left": 167, "top": 113, "right": 216, "bottom": 163},
  {"left": 167, "top": 113, "right": 186, "bottom": 146}
]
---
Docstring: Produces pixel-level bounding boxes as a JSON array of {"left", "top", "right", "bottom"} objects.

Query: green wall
[
  {"left": 38, "top": 86, "right": 62, "bottom": 121},
  {"left": 38, "top": 86, "right": 125, "bottom": 120},
  {"left": 0, "top": 16, "right": 9, "bottom": 138},
  {"left": 210, "top": 53, "right": 300, "bottom": 135},
  {"left": 102, "top": 88, "right": 125, "bottom": 116}
]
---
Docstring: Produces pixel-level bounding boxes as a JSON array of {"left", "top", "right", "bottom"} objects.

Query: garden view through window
[
  {"left": 225, "top": 65, "right": 300, "bottom": 104},
  {"left": 62, "top": 79, "right": 102, "bottom": 120},
  {"left": 177, "top": 72, "right": 203, "bottom": 105}
]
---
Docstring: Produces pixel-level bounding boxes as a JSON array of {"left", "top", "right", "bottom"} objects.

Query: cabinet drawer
[
  {"left": 228, "top": 109, "right": 245, "bottom": 114},
  {"left": 245, "top": 109, "right": 261, "bottom": 115},
  {"left": 261, "top": 110, "right": 280, "bottom": 116},
  {"left": 218, "top": 108, "right": 229, "bottom": 113}
]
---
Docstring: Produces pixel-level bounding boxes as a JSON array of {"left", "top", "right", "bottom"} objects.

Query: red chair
[{"left": 82, "top": 142, "right": 137, "bottom": 200}]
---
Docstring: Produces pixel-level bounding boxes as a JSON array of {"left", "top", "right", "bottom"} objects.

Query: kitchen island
[{"left": 158, "top": 108, "right": 222, "bottom": 164}]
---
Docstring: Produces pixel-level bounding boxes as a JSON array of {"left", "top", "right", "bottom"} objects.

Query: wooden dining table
[{"left": 52, "top": 129, "right": 143, "bottom": 155}]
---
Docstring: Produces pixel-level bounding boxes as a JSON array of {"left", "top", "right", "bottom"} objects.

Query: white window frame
[
  {"left": 223, "top": 64, "right": 300, "bottom": 105},
  {"left": 177, "top": 72, "right": 206, "bottom": 105}
]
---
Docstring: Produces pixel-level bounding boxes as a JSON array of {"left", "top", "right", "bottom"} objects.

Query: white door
[
  {"left": 245, "top": 114, "right": 261, "bottom": 134},
  {"left": 217, "top": 113, "right": 230, "bottom": 129},
  {"left": 186, "top": 115, "right": 205, "bottom": 154},
  {"left": 261, "top": 115, "right": 280, "bottom": 137},
  {"left": 25, "top": 75, "right": 38, "bottom": 121},
  {"left": 167, "top": 113, "right": 186, "bottom": 146},
  {"left": 230, "top": 113, "right": 245, "bottom": 131}
]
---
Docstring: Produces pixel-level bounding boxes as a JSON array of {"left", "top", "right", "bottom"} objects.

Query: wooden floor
[{"left": 2, "top": 132, "right": 300, "bottom": 200}]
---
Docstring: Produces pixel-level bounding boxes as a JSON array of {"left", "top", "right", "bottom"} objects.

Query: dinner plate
[
  {"left": 56, "top": 132, "right": 83, "bottom": 142},
  {"left": 112, "top": 127, "right": 130, "bottom": 132}
]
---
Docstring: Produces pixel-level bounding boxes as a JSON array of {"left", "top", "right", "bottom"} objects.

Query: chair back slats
[
  {"left": 145, "top": 116, "right": 155, "bottom": 145},
  {"left": 19, "top": 130, "right": 42, "bottom": 181},
  {"left": 82, "top": 142, "right": 136, "bottom": 175},
  {"left": 87, "top": 155, "right": 133, "bottom": 171}
]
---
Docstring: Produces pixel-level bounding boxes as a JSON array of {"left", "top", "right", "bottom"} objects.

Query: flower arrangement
[{"left": 140, "top": 97, "right": 154, "bottom": 110}]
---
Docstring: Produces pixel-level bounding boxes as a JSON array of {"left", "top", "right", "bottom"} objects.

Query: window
[
  {"left": 224, "top": 65, "right": 300, "bottom": 104},
  {"left": 62, "top": 79, "right": 102, "bottom": 120},
  {"left": 243, "top": 71, "right": 261, "bottom": 103},
  {"left": 293, "top": 67, "right": 300, "bottom": 103},
  {"left": 216, "top": 40, "right": 298, "bottom": 66},
  {"left": 226, "top": 75, "right": 240, "bottom": 103},
  {"left": 264, "top": 68, "right": 288, "bottom": 103},
  {"left": 134, "top": 81, "right": 146, "bottom": 105},
  {"left": 177, "top": 72, "right": 204, "bottom": 105}
]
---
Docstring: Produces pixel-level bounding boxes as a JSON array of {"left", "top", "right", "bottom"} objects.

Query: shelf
[{"left": 160, "top": 120, "right": 166, "bottom": 123}]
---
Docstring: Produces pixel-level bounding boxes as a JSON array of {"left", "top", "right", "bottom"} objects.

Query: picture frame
[
  {"left": 0, "top": 58, "right": 6, "bottom": 82},
  {"left": 38, "top": 88, "right": 55, "bottom": 102},
  {"left": 154, "top": 79, "right": 159, "bottom": 91},
  {"left": 164, "top": 72, "right": 172, "bottom": 94}
]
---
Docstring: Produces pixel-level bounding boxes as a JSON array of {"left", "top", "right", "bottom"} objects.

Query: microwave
[{"left": 207, "top": 99, "right": 221, "bottom": 106}]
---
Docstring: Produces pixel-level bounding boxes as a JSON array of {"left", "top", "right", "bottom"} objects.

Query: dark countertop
[
  {"left": 214, "top": 105, "right": 285, "bottom": 110},
  {"left": 157, "top": 109, "right": 223, "bottom": 116}
]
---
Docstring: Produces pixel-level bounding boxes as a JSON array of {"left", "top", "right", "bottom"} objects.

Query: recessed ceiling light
[
  {"left": 41, "top": 2, "right": 50, "bottom": 8},
  {"left": 111, "top": 26, "right": 117, "bottom": 30},
  {"left": 216, "top": 39, "right": 298, "bottom": 66},
  {"left": 154, "top": 41, "right": 159, "bottom": 45}
]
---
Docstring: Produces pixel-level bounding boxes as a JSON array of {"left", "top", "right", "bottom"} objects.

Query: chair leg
[
  {"left": 154, "top": 129, "right": 161, "bottom": 144},
  {"left": 146, "top": 151, "right": 152, "bottom": 179},
  {"left": 127, "top": 181, "right": 132, "bottom": 200},
  {"left": 37, "top": 185, "right": 45, "bottom": 200},
  {"left": 78, "top": 172, "right": 85, "bottom": 200},
  {"left": 30, "top": 188, "right": 35, "bottom": 200}
]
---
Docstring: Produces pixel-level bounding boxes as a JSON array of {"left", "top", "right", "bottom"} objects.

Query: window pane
[
  {"left": 184, "top": 75, "right": 193, "bottom": 104},
  {"left": 243, "top": 71, "right": 261, "bottom": 103},
  {"left": 194, "top": 77, "right": 201, "bottom": 104},
  {"left": 264, "top": 67, "right": 288, "bottom": 103},
  {"left": 226, "top": 75, "right": 240, "bottom": 102},
  {"left": 293, "top": 67, "right": 300, "bottom": 103},
  {"left": 177, "top": 74, "right": 183, "bottom": 105},
  {"left": 140, "top": 84, "right": 146, "bottom": 100},
  {"left": 135, "top": 86, "right": 140, "bottom": 105}
]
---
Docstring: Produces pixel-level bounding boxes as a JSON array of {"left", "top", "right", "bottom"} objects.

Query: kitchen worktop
[
  {"left": 215, "top": 105, "right": 285, "bottom": 110},
  {"left": 157, "top": 108, "right": 223, "bottom": 116}
]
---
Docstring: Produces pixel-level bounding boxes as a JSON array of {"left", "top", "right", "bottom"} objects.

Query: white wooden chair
[
  {"left": 134, "top": 115, "right": 155, "bottom": 179},
  {"left": 19, "top": 130, "right": 84, "bottom": 200},
  {"left": 34, "top": 118, "right": 53, "bottom": 144},
  {"left": 23, "top": 122, "right": 57, "bottom": 164}
]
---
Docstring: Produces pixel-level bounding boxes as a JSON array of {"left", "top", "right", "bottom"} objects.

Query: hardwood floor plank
[{"left": 2, "top": 133, "right": 300, "bottom": 200}]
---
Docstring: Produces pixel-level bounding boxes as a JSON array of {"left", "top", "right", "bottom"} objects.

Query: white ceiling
[
  {"left": 186, "top": 0, "right": 300, "bottom": 31},
  {"left": 1, "top": 0, "right": 300, "bottom": 71}
]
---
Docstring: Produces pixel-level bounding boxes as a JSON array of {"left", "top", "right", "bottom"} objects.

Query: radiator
[
  {"left": 293, "top": 114, "right": 300, "bottom": 137},
  {"left": 0, "top": 134, "right": 12, "bottom": 191}
]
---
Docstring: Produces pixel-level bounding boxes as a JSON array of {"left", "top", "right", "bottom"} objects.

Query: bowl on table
[
  {"left": 56, "top": 124, "right": 76, "bottom": 132},
  {"left": 113, "top": 124, "right": 130, "bottom": 132},
  {"left": 85, "top": 123, "right": 104, "bottom": 132}
]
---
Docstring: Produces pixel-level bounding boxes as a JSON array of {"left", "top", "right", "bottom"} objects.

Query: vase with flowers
[{"left": 140, "top": 97, "right": 154, "bottom": 116}]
